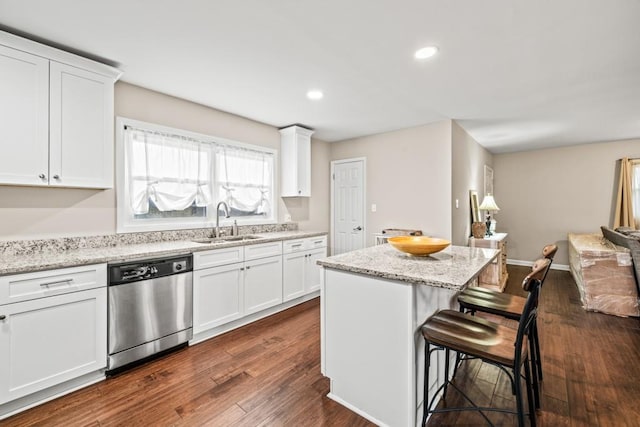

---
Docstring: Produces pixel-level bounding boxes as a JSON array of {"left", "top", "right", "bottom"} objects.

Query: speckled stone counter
[
  {"left": 317, "top": 243, "right": 499, "bottom": 290},
  {"left": 0, "top": 230, "right": 327, "bottom": 276}
]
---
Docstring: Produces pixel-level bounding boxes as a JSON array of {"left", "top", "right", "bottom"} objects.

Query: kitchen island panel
[{"left": 322, "top": 267, "right": 459, "bottom": 427}]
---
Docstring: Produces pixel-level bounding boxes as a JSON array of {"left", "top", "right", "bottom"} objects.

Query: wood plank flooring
[
  {"left": 427, "top": 266, "right": 640, "bottom": 427},
  {"left": 2, "top": 266, "right": 640, "bottom": 426}
]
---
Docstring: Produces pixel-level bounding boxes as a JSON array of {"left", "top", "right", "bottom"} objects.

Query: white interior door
[{"left": 331, "top": 158, "right": 365, "bottom": 255}]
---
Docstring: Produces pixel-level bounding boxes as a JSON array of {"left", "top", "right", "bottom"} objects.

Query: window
[{"left": 116, "top": 118, "right": 276, "bottom": 233}]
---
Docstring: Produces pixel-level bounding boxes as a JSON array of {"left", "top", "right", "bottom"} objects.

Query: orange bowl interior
[{"left": 387, "top": 236, "right": 451, "bottom": 256}]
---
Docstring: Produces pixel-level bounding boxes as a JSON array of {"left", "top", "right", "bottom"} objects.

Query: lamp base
[{"left": 485, "top": 215, "right": 493, "bottom": 237}]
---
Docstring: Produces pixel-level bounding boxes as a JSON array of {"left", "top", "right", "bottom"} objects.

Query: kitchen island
[{"left": 318, "top": 244, "right": 499, "bottom": 427}]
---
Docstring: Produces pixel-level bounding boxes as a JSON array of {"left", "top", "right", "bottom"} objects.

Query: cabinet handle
[
  {"left": 38, "top": 173, "right": 46, "bottom": 180},
  {"left": 240, "top": 267, "right": 245, "bottom": 271},
  {"left": 292, "top": 244, "right": 302, "bottom": 248},
  {"left": 0, "top": 315, "right": 5, "bottom": 321},
  {"left": 53, "top": 175, "right": 60, "bottom": 180},
  {"left": 246, "top": 266, "right": 251, "bottom": 270},
  {"left": 40, "top": 278, "right": 73, "bottom": 287}
]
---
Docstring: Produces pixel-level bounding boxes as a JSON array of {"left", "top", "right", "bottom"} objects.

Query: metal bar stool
[
  {"left": 421, "top": 259, "right": 548, "bottom": 427},
  {"left": 457, "top": 244, "right": 557, "bottom": 409}
]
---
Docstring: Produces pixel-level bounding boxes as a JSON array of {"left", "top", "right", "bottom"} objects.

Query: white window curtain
[
  {"left": 125, "top": 126, "right": 213, "bottom": 214},
  {"left": 216, "top": 144, "right": 273, "bottom": 217}
]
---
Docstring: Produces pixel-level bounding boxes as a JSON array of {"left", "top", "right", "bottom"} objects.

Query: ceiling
[{"left": 1, "top": 0, "right": 639, "bottom": 153}]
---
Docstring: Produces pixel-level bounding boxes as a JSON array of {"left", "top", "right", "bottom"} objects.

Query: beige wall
[
  {"left": 0, "top": 82, "right": 330, "bottom": 240},
  {"left": 283, "top": 138, "right": 331, "bottom": 232},
  {"left": 330, "top": 121, "right": 452, "bottom": 246},
  {"left": 494, "top": 138, "right": 640, "bottom": 266},
  {"left": 451, "top": 121, "right": 493, "bottom": 246}
]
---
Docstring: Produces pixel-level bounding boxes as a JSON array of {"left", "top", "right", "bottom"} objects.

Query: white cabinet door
[
  {"left": 244, "top": 256, "right": 283, "bottom": 315},
  {"left": 305, "top": 248, "right": 326, "bottom": 293},
  {"left": 0, "top": 287, "right": 107, "bottom": 404},
  {"left": 49, "top": 62, "right": 114, "bottom": 188},
  {"left": 193, "top": 262, "right": 244, "bottom": 333},
  {"left": 280, "top": 125, "right": 313, "bottom": 197},
  {"left": 283, "top": 251, "right": 306, "bottom": 301},
  {"left": 0, "top": 45, "right": 49, "bottom": 186}
]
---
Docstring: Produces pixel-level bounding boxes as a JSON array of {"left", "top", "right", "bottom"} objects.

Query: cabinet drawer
[
  {"left": 283, "top": 239, "right": 306, "bottom": 254},
  {"left": 194, "top": 246, "right": 244, "bottom": 270},
  {"left": 0, "top": 264, "right": 107, "bottom": 305},
  {"left": 283, "top": 235, "right": 328, "bottom": 253},
  {"left": 306, "top": 235, "right": 327, "bottom": 250},
  {"left": 244, "top": 241, "right": 283, "bottom": 261}
]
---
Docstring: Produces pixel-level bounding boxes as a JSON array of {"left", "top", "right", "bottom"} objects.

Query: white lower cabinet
[
  {"left": 193, "top": 262, "right": 244, "bottom": 333},
  {"left": 283, "top": 251, "right": 306, "bottom": 301},
  {"left": 283, "top": 237, "right": 327, "bottom": 301},
  {"left": 305, "top": 248, "right": 325, "bottom": 293},
  {"left": 244, "top": 255, "right": 283, "bottom": 315},
  {"left": 0, "top": 281, "right": 107, "bottom": 405},
  {"left": 193, "top": 237, "right": 326, "bottom": 339},
  {"left": 193, "top": 241, "right": 284, "bottom": 335}
]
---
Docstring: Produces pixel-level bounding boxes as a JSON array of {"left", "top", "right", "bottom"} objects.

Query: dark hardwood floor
[
  {"left": 427, "top": 266, "right": 640, "bottom": 427},
  {"left": 2, "top": 266, "right": 640, "bottom": 426}
]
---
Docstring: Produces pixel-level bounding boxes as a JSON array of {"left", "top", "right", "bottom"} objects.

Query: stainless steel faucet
[{"left": 215, "top": 201, "right": 231, "bottom": 238}]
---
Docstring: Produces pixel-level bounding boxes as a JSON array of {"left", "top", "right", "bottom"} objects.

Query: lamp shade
[{"left": 479, "top": 194, "right": 500, "bottom": 211}]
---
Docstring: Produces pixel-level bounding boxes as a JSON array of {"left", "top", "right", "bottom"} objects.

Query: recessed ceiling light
[
  {"left": 307, "top": 90, "right": 324, "bottom": 100},
  {"left": 414, "top": 46, "right": 439, "bottom": 60}
]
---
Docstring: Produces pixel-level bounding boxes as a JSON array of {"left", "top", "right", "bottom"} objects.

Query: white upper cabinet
[
  {"left": 280, "top": 125, "right": 314, "bottom": 197},
  {"left": 0, "top": 31, "right": 121, "bottom": 189},
  {"left": 49, "top": 62, "right": 114, "bottom": 188},
  {"left": 0, "top": 45, "right": 49, "bottom": 186}
]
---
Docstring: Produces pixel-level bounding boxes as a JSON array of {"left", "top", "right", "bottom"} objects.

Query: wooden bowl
[{"left": 387, "top": 236, "right": 450, "bottom": 256}]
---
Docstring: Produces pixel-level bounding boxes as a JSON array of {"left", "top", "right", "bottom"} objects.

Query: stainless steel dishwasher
[{"left": 107, "top": 254, "right": 193, "bottom": 373}]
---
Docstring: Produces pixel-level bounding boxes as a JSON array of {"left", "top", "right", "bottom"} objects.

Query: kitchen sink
[
  {"left": 191, "top": 235, "right": 262, "bottom": 244},
  {"left": 191, "top": 238, "right": 226, "bottom": 244},
  {"left": 221, "top": 235, "right": 263, "bottom": 242}
]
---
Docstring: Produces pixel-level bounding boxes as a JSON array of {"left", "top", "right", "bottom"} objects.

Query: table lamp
[{"left": 479, "top": 194, "right": 500, "bottom": 236}]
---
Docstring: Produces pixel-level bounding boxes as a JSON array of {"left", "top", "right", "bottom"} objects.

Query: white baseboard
[
  {"left": 0, "top": 371, "right": 105, "bottom": 420},
  {"left": 327, "top": 392, "right": 389, "bottom": 427},
  {"left": 507, "top": 258, "right": 569, "bottom": 271}
]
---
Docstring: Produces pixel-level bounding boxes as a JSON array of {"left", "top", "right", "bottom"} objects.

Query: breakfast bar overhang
[{"left": 318, "top": 244, "right": 499, "bottom": 427}]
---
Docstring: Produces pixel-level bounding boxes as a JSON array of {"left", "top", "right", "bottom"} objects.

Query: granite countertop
[
  {"left": 0, "top": 230, "right": 327, "bottom": 276},
  {"left": 317, "top": 244, "right": 499, "bottom": 290}
]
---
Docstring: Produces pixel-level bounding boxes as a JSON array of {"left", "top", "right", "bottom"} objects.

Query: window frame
[{"left": 115, "top": 117, "right": 278, "bottom": 234}]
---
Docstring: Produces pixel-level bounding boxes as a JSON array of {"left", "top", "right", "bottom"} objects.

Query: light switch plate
[{"left": 371, "top": 204, "right": 377, "bottom": 212}]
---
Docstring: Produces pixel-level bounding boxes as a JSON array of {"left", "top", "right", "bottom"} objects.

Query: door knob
[
  {"left": 0, "top": 315, "right": 6, "bottom": 320},
  {"left": 353, "top": 226, "right": 362, "bottom": 231}
]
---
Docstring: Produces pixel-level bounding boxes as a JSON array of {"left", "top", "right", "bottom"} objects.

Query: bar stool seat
[
  {"left": 457, "top": 288, "right": 525, "bottom": 320},
  {"left": 423, "top": 309, "right": 527, "bottom": 366}
]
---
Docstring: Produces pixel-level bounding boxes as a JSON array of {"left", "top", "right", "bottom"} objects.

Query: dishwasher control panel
[{"left": 109, "top": 254, "right": 193, "bottom": 285}]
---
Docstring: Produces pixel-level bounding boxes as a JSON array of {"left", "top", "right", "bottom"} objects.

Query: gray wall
[
  {"left": 451, "top": 121, "right": 494, "bottom": 246},
  {"left": 494, "top": 138, "right": 640, "bottom": 266},
  {"left": 330, "top": 121, "right": 452, "bottom": 246},
  {"left": 0, "top": 82, "right": 330, "bottom": 240}
]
